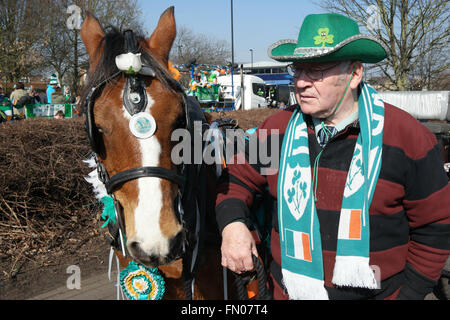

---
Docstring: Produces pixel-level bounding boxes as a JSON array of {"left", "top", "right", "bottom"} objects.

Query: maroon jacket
[{"left": 216, "top": 103, "right": 450, "bottom": 300}]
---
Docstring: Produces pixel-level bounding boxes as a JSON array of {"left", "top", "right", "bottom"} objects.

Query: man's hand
[{"left": 221, "top": 221, "right": 258, "bottom": 274}]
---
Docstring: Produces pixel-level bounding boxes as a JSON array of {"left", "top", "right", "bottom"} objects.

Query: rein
[
  {"left": 234, "top": 255, "right": 272, "bottom": 300},
  {"left": 82, "top": 29, "right": 205, "bottom": 300}
]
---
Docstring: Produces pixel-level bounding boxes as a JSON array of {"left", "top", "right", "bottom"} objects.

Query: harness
[{"left": 82, "top": 29, "right": 208, "bottom": 300}]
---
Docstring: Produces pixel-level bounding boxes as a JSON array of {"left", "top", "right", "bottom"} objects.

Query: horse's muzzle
[{"left": 127, "top": 231, "right": 185, "bottom": 267}]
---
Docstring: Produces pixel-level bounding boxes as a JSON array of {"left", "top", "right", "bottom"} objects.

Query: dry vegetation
[{"left": 0, "top": 118, "right": 99, "bottom": 280}]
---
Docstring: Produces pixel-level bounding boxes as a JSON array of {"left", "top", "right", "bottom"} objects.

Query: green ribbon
[{"left": 100, "top": 196, "right": 116, "bottom": 228}]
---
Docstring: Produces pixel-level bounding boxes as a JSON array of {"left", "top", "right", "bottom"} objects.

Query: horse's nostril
[
  {"left": 130, "top": 241, "right": 139, "bottom": 249},
  {"left": 128, "top": 241, "right": 140, "bottom": 253},
  {"left": 127, "top": 241, "right": 145, "bottom": 258},
  {"left": 127, "top": 241, "right": 160, "bottom": 266}
]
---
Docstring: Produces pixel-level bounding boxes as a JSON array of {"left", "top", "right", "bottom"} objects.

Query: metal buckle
[{"left": 96, "top": 162, "right": 108, "bottom": 184}]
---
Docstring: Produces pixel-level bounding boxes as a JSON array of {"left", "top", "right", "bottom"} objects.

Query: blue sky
[{"left": 138, "top": 0, "right": 326, "bottom": 63}]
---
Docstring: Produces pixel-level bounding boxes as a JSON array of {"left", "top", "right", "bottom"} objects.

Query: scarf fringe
[
  {"left": 282, "top": 269, "right": 329, "bottom": 300},
  {"left": 332, "top": 256, "right": 378, "bottom": 289}
]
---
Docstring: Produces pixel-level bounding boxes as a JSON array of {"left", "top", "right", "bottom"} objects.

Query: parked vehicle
[
  {"left": 378, "top": 91, "right": 450, "bottom": 174},
  {"left": 217, "top": 75, "right": 268, "bottom": 110},
  {"left": 266, "top": 84, "right": 296, "bottom": 108}
]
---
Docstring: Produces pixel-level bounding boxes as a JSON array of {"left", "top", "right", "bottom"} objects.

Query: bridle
[
  {"left": 85, "top": 30, "right": 189, "bottom": 190},
  {"left": 82, "top": 29, "right": 205, "bottom": 298}
]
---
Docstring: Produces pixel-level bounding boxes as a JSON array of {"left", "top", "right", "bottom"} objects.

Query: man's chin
[{"left": 299, "top": 104, "right": 327, "bottom": 118}]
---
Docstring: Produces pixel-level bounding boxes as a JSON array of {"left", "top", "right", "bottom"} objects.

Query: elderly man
[{"left": 215, "top": 13, "right": 450, "bottom": 300}]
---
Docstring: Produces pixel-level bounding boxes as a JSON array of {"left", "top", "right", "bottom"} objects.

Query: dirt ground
[
  {"left": 0, "top": 229, "right": 111, "bottom": 300},
  {"left": 0, "top": 108, "right": 279, "bottom": 300}
]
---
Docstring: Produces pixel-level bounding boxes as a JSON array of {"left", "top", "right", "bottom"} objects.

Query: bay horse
[{"left": 80, "top": 7, "right": 232, "bottom": 299}]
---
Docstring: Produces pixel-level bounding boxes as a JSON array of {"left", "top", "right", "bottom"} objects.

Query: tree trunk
[{"left": 72, "top": 30, "right": 80, "bottom": 96}]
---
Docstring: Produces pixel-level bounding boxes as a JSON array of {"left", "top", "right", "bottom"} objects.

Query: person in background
[
  {"left": 216, "top": 13, "right": 450, "bottom": 300},
  {"left": 51, "top": 86, "right": 66, "bottom": 104},
  {"left": 16, "top": 89, "right": 40, "bottom": 106},
  {"left": 54, "top": 110, "right": 65, "bottom": 119},
  {"left": 9, "top": 82, "right": 28, "bottom": 116},
  {"left": 63, "top": 86, "right": 76, "bottom": 103},
  {"left": 47, "top": 74, "right": 59, "bottom": 104},
  {"left": 10, "top": 82, "right": 28, "bottom": 105},
  {"left": 1, "top": 97, "right": 13, "bottom": 121},
  {"left": 36, "top": 89, "right": 48, "bottom": 104}
]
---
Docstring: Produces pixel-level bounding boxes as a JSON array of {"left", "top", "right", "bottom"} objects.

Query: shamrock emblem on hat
[{"left": 314, "top": 28, "right": 334, "bottom": 47}]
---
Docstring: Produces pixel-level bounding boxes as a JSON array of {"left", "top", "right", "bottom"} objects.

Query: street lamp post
[
  {"left": 230, "top": 0, "right": 235, "bottom": 109},
  {"left": 249, "top": 49, "right": 254, "bottom": 69}
]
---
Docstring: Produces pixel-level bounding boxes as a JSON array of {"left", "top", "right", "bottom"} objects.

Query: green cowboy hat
[{"left": 268, "top": 13, "right": 387, "bottom": 63}]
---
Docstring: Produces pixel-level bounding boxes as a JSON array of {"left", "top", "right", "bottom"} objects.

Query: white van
[{"left": 217, "top": 75, "right": 268, "bottom": 110}]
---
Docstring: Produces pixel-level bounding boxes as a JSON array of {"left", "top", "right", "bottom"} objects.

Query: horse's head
[{"left": 81, "top": 7, "right": 188, "bottom": 267}]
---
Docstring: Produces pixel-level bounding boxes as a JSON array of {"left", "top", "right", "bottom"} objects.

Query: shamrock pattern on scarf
[
  {"left": 344, "top": 145, "right": 364, "bottom": 198},
  {"left": 287, "top": 169, "right": 308, "bottom": 212}
]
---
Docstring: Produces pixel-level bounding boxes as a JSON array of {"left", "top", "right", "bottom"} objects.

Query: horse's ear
[
  {"left": 146, "top": 6, "right": 176, "bottom": 66},
  {"left": 81, "top": 11, "right": 105, "bottom": 71}
]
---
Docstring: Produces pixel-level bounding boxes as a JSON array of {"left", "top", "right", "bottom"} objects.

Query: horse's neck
[{"left": 185, "top": 96, "right": 206, "bottom": 125}]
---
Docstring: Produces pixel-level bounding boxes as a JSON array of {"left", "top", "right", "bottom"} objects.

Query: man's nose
[{"left": 294, "top": 73, "right": 313, "bottom": 88}]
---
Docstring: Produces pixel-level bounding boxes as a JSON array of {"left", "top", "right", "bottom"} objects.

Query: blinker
[{"left": 123, "top": 76, "right": 148, "bottom": 116}]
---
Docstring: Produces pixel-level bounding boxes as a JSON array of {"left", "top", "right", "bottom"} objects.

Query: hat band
[{"left": 294, "top": 47, "right": 333, "bottom": 57}]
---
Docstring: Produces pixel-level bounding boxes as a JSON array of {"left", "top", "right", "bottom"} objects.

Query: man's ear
[
  {"left": 350, "top": 61, "right": 364, "bottom": 90},
  {"left": 81, "top": 12, "right": 105, "bottom": 72}
]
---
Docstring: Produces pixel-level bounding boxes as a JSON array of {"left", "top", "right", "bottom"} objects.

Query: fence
[{"left": 0, "top": 104, "right": 77, "bottom": 120}]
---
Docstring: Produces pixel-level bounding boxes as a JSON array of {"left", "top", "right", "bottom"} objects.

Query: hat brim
[{"left": 268, "top": 35, "right": 387, "bottom": 64}]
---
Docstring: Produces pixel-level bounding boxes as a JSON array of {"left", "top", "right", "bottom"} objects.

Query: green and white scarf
[{"left": 277, "top": 82, "right": 384, "bottom": 299}]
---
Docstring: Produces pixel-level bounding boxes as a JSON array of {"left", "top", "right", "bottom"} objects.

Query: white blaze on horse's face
[{"left": 121, "top": 91, "right": 176, "bottom": 262}]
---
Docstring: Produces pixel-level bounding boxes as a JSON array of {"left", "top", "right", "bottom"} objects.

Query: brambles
[{"left": 0, "top": 118, "right": 98, "bottom": 279}]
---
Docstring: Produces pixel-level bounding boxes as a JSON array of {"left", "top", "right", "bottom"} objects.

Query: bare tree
[
  {"left": 37, "top": 0, "right": 143, "bottom": 95},
  {"left": 0, "top": 0, "right": 46, "bottom": 89},
  {"left": 77, "top": 0, "right": 143, "bottom": 32},
  {"left": 169, "top": 26, "right": 231, "bottom": 87},
  {"left": 37, "top": 0, "right": 74, "bottom": 88},
  {"left": 171, "top": 25, "right": 231, "bottom": 66},
  {"left": 409, "top": 16, "right": 450, "bottom": 90},
  {"left": 318, "top": 0, "right": 450, "bottom": 91}
]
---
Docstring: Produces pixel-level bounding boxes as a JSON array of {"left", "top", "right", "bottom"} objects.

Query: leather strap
[{"left": 105, "top": 166, "right": 186, "bottom": 194}]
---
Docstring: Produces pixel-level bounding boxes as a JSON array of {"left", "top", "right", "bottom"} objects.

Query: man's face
[{"left": 292, "top": 61, "right": 353, "bottom": 119}]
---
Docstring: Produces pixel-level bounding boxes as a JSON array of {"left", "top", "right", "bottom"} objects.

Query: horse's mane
[{"left": 80, "top": 26, "right": 182, "bottom": 112}]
